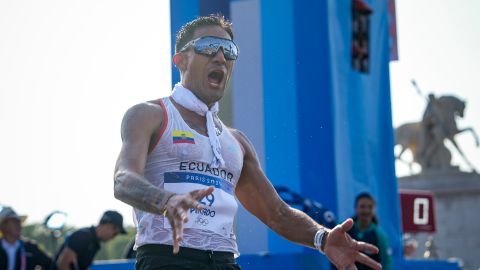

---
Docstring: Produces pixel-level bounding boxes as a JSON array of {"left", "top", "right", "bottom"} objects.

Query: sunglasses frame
[{"left": 179, "top": 36, "right": 239, "bottom": 60}]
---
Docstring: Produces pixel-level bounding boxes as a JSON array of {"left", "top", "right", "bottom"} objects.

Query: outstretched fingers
[
  {"left": 190, "top": 187, "right": 215, "bottom": 200},
  {"left": 355, "top": 252, "right": 382, "bottom": 270},
  {"left": 349, "top": 265, "right": 359, "bottom": 270},
  {"left": 337, "top": 265, "right": 358, "bottom": 270},
  {"left": 326, "top": 219, "right": 382, "bottom": 270},
  {"left": 356, "top": 241, "right": 379, "bottom": 254},
  {"left": 169, "top": 207, "right": 188, "bottom": 254},
  {"left": 189, "top": 187, "right": 215, "bottom": 209},
  {"left": 172, "top": 218, "right": 182, "bottom": 254},
  {"left": 166, "top": 187, "right": 215, "bottom": 254}
]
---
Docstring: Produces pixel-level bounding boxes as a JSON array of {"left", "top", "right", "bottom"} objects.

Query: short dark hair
[
  {"left": 175, "top": 14, "right": 234, "bottom": 53},
  {"left": 354, "top": 192, "right": 376, "bottom": 207},
  {"left": 353, "top": 192, "right": 378, "bottom": 224}
]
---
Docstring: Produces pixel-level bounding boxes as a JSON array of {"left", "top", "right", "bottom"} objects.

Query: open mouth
[{"left": 207, "top": 70, "right": 225, "bottom": 87}]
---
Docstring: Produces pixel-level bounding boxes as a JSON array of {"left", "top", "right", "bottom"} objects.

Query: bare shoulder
[
  {"left": 123, "top": 100, "right": 165, "bottom": 123},
  {"left": 227, "top": 128, "right": 258, "bottom": 159},
  {"left": 121, "top": 100, "right": 166, "bottom": 138},
  {"left": 228, "top": 128, "right": 249, "bottom": 146}
]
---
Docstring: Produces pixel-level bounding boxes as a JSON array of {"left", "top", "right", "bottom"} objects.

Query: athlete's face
[
  {"left": 176, "top": 25, "right": 235, "bottom": 107},
  {"left": 355, "top": 197, "right": 375, "bottom": 225}
]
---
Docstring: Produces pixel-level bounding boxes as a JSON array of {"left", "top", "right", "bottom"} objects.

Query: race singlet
[{"left": 163, "top": 171, "right": 238, "bottom": 238}]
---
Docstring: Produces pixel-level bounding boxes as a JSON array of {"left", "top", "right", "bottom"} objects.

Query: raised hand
[
  {"left": 164, "top": 187, "right": 215, "bottom": 254},
  {"left": 324, "top": 218, "right": 382, "bottom": 270}
]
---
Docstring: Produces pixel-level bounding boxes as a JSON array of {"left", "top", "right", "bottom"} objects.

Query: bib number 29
[{"left": 199, "top": 193, "right": 215, "bottom": 207}]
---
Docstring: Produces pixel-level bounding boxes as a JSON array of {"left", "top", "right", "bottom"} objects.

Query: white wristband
[{"left": 314, "top": 228, "right": 328, "bottom": 254}]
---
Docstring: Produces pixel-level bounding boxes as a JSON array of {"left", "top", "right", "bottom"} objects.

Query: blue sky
[{"left": 0, "top": 0, "right": 478, "bottom": 227}]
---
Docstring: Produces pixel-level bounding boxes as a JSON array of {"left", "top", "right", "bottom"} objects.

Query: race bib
[{"left": 163, "top": 172, "right": 237, "bottom": 238}]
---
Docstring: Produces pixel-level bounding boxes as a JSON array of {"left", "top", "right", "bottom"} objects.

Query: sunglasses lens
[
  {"left": 194, "top": 37, "right": 238, "bottom": 60},
  {"left": 223, "top": 43, "right": 238, "bottom": 60}
]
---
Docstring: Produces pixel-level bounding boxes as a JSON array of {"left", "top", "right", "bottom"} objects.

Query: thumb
[
  {"left": 339, "top": 218, "right": 354, "bottom": 232},
  {"left": 190, "top": 186, "right": 215, "bottom": 200}
]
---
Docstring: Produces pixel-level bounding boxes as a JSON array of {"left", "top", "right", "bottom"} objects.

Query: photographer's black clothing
[{"left": 51, "top": 226, "right": 100, "bottom": 270}]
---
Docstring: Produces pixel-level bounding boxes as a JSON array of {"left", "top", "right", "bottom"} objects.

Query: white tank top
[{"left": 134, "top": 97, "right": 244, "bottom": 254}]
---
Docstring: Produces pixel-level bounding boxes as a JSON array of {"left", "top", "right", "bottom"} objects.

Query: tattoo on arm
[
  {"left": 114, "top": 170, "right": 175, "bottom": 214},
  {"left": 114, "top": 102, "right": 174, "bottom": 214}
]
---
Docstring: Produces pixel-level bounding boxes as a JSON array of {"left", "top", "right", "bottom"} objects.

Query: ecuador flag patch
[{"left": 172, "top": 130, "right": 195, "bottom": 144}]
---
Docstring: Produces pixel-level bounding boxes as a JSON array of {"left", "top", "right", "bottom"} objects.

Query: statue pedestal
[{"left": 399, "top": 172, "right": 480, "bottom": 270}]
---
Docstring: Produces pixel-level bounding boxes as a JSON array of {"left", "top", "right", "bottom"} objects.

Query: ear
[{"left": 173, "top": 53, "right": 186, "bottom": 71}]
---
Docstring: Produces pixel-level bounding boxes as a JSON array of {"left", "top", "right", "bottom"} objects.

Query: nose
[{"left": 212, "top": 47, "right": 226, "bottom": 64}]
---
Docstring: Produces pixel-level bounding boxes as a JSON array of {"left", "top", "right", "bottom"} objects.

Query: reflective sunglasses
[{"left": 180, "top": 36, "right": 239, "bottom": 60}]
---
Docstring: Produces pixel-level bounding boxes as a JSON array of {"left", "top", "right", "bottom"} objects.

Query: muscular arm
[
  {"left": 113, "top": 102, "right": 174, "bottom": 214},
  {"left": 232, "top": 129, "right": 381, "bottom": 270},
  {"left": 232, "top": 129, "right": 321, "bottom": 248}
]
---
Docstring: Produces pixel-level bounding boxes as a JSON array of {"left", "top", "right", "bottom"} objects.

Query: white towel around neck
[{"left": 171, "top": 83, "right": 225, "bottom": 168}]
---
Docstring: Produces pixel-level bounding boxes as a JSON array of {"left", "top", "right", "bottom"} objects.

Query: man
[
  {"left": 51, "top": 210, "right": 126, "bottom": 270},
  {"left": 0, "top": 206, "right": 52, "bottom": 270},
  {"left": 114, "top": 15, "right": 382, "bottom": 270}
]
